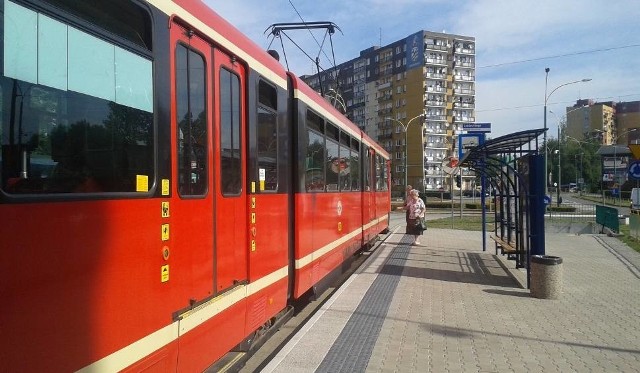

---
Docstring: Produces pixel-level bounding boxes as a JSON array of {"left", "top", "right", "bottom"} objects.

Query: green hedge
[
  {"left": 425, "top": 202, "right": 493, "bottom": 210},
  {"left": 547, "top": 206, "right": 577, "bottom": 212}
]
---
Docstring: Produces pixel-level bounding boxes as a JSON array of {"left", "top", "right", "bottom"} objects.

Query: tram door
[
  {"left": 212, "top": 49, "right": 248, "bottom": 293},
  {"left": 363, "top": 147, "right": 376, "bottom": 240},
  {"left": 171, "top": 22, "right": 247, "bottom": 302}
]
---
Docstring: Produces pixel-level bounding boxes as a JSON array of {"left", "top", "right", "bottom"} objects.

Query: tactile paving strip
[{"left": 315, "top": 235, "right": 413, "bottom": 372}]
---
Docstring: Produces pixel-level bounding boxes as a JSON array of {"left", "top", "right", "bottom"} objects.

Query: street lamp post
[
  {"left": 558, "top": 121, "right": 562, "bottom": 206},
  {"left": 550, "top": 107, "right": 586, "bottom": 205},
  {"left": 543, "top": 68, "right": 591, "bottom": 196},
  {"left": 555, "top": 149, "right": 561, "bottom": 206},
  {"left": 386, "top": 113, "right": 425, "bottom": 191}
]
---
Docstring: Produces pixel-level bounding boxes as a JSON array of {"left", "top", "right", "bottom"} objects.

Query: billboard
[{"left": 405, "top": 31, "right": 424, "bottom": 70}]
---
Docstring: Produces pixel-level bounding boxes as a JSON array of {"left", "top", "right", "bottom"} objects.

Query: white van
[{"left": 631, "top": 188, "right": 640, "bottom": 210}]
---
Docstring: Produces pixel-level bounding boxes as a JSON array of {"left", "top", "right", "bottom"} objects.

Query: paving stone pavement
[{"left": 260, "top": 227, "right": 640, "bottom": 373}]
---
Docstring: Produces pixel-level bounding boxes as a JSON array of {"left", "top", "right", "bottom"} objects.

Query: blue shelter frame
[{"left": 458, "top": 129, "right": 546, "bottom": 288}]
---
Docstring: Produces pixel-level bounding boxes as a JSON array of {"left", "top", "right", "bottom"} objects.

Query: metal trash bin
[{"left": 530, "top": 255, "right": 563, "bottom": 299}]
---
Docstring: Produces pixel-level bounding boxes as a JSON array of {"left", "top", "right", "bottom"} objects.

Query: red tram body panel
[{"left": 0, "top": 0, "right": 390, "bottom": 371}]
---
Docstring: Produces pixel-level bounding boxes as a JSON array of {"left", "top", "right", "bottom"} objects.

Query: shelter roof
[{"left": 460, "top": 128, "right": 545, "bottom": 167}]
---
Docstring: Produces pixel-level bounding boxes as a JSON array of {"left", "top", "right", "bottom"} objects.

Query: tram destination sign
[{"left": 462, "top": 122, "right": 491, "bottom": 133}]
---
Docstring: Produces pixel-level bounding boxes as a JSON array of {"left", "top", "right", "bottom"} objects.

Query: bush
[
  {"left": 423, "top": 190, "right": 451, "bottom": 200},
  {"left": 426, "top": 202, "right": 457, "bottom": 209},
  {"left": 547, "top": 206, "right": 576, "bottom": 212}
]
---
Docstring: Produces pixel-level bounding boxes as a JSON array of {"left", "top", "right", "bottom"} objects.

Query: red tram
[{"left": 0, "top": 0, "right": 391, "bottom": 371}]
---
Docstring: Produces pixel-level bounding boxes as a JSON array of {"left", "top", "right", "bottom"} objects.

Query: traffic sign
[
  {"left": 628, "top": 160, "right": 640, "bottom": 180},
  {"left": 543, "top": 195, "right": 552, "bottom": 206},
  {"left": 629, "top": 144, "right": 640, "bottom": 160}
]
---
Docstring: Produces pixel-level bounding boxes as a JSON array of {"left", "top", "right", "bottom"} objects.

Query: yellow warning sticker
[
  {"left": 162, "top": 202, "right": 170, "bottom": 218},
  {"left": 136, "top": 175, "right": 149, "bottom": 192},
  {"left": 161, "top": 224, "right": 170, "bottom": 241},
  {"left": 161, "top": 179, "right": 170, "bottom": 195},
  {"left": 161, "top": 265, "right": 169, "bottom": 282},
  {"left": 260, "top": 180, "right": 265, "bottom": 191}
]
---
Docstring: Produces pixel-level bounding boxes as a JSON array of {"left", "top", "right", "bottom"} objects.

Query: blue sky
[{"left": 206, "top": 0, "right": 640, "bottom": 138}]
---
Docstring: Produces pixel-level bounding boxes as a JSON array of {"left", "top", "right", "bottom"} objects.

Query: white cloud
[{"left": 205, "top": 0, "right": 640, "bottom": 138}]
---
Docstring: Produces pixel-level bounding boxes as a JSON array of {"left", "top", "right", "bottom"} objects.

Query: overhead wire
[
  {"left": 478, "top": 44, "right": 640, "bottom": 69},
  {"left": 287, "top": 0, "right": 335, "bottom": 68}
]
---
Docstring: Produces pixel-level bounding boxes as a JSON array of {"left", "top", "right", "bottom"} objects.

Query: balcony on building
[
  {"left": 425, "top": 85, "right": 446, "bottom": 94},
  {"left": 425, "top": 57, "right": 447, "bottom": 66},
  {"left": 424, "top": 158, "right": 442, "bottom": 166},
  {"left": 425, "top": 42, "right": 448, "bottom": 52},
  {"left": 380, "top": 54, "right": 393, "bottom": 63},
  {"left": 454, "top": 115, "right": 475, "bottom": 123},
  {"left": 453, "top": 42, "right": 475, "bottom": 56},
  {"left": 453, "top": 74, "right": 475, "bottom": 82},
  {"left": 455, "top": 98, "right": 475, "bottom": 109},
  {"left": 425, "top": 99, "right": 445, "bottom": 108},
  {"left": 453, "top": 87, "right": 475, "bottom": 96},
  {"left": 379, "top": 66, "right": 393, "bottom": 76},
  {"left": 378, "top": 131, "right": 393, "bottom": 141},
  {"left": 424, "top": 127, "right": 448, "bottom": 136},
  {"left": 378, "top": 94, "right": 393, "bottom": 103},
  {"left": 424, "top": 141, "right": 448, "bottom": 150},
  {"left": 426, "top": 113, "right": 447, "bottom": 121},
  {"left": 453, "top": 60, "right": 475, "bottom": 69}
]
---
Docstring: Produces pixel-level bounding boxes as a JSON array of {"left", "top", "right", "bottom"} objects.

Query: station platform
[{"left": 253, "top": 223, "right": 640, "bottom": 372}]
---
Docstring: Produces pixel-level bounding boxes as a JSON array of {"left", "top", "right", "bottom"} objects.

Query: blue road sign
[
  {"left": 543, "top": 195, "right": 552, "bottom": 206},
  {"left": 462, "top": 122, "right": 491, "bottom": 132},
  {"left": 628, "top": 160, "right": 640, "bottom": 180}
]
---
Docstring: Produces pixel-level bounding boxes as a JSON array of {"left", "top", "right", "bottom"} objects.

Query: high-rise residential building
[
  {"left": 566, "top": 100, "right": 640, "bottom": 145},
  {"left": 302, "top": 31, "right": 475, "bottom": 196}
]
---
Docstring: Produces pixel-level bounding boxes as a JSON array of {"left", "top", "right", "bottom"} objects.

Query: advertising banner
[{"left": 405, "top": 31, "right": 424, "bottom": 70}]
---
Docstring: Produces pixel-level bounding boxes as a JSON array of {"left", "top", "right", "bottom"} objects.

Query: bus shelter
[{"left": 458, "top": 129, "right": 546, "bottom": 288}]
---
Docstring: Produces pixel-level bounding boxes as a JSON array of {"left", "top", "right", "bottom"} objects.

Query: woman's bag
[{"left": 416, "top": 216, "right": 427, "bottom": 231}]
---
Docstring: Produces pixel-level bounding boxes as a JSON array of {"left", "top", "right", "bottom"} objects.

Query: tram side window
[
  {"left": 305, "top": 130, "right": 325, "bottom": 192},
  {"left": 1, "top": 2, "right": 154, "bottom": 195},
  {"left": 325, "top": 139, "right": 339, "bottom": 191},
  {"left": 374, "top": 155, "right": 381, "bottom": 191},
  {"left": 220, "top": 68, "right": 242, "bottom": 196},
  {"left": 305, "top": 110, "right": 325, "bottom": 192},
  {"left": 375, "top": 154, "right": 387, "bottom": 191},
  {"left": 257, "top": 80, "right": 277, "bottom": 191},
  {"left": 176, "top": 44, "right": 207, "bottom": 196},
  {"left": 350, "top": 138, "right": 360, "bottom": 191},
  {"left": 339, "top": 144, "right": 351, "bottom": 191},
  {"left": 363, "top": 146, "right": 371, "bottom": 191},
  {"left": 351, "top": 148, "right": 360, "bottom": 191},
  {"left": 380, "top": 155, "right": 389, "bottom": 191},
  {"left": 43, "top": 0, "right": 152, "bottom": 50}
]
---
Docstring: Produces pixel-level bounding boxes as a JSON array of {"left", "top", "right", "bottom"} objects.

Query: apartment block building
[
  {"left": 566, "top": 99, "right": 640, "bottom": 145},
  {"left": 302, "top": 30, "right": 476, "bottom": 196}
]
